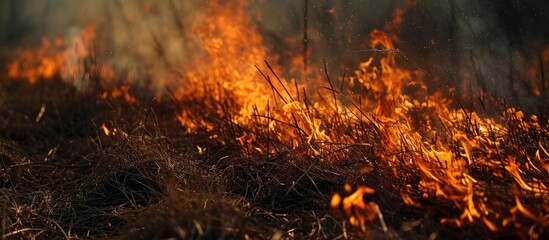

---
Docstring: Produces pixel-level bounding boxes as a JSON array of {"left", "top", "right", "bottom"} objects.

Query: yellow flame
[{"left": 100, "top": 123, "right": 111, "bottom": 136}]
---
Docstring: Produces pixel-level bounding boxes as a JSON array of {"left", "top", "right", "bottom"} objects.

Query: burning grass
[
  {"left": 2, "top": 0, "right": 549, "bottom": 239},
  {"left": 0, "top": 75, "right": 350, "bottom": 239}
]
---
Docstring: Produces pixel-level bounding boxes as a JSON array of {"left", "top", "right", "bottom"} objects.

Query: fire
[
  {"left": 327, "top": 4, "right": 549, "bottom": 236},
  {"left": 3, "top": 0, "right": 548, "bottom": 238},
  {"left": 173, "top": 0, "right": 273, "bottom": 124},
  {"left": 331, "top": 184, "right": 383, "bottom": 234},
  {"left": 173, "top": 0, "right": 333, "bottom": 156},
  {"left": 100, "top": 123, "right": 111, "bottom": 136},
  {"left": 5, "top": 24, "right": 135, "bottom": 102},
  {"left": 100, "top": 83, "right": 137, "bottom": 104},
  {"left": 7, "top": 25, "right": 98, "bottom": 84},
  {"left": 100, "top": 123, "right": 128, "bottom": 139},
  {"left": 7, "top": 38, "right": 64, "bottom": 84},
  {"left": 166, "top": 1, "right": 548, "bottom": 235}
]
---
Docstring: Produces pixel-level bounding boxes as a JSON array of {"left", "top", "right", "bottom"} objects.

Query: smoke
[
  {"left": 397, "top": 0, "right": 549, "bottom": 109},
  {"left": 250, "top": 0, "right": 399, "bottom": 69},
  {"left": 256, "top": 0, "right": 549, "bottom": 111},
  {"left": 1, "top": 0, "right": 548, "bottom": 109},
  {"left": 1, "top": 0, "right": 206, "bottom": 89}
]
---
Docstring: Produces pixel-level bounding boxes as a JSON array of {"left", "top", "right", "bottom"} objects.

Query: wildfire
[
  {"left": 3, "top": 0, "right": 548, "bottom": 238},
  {"left": 5, "top": 24, "right": 136, "bottom": 103},
  {"left": 7, "top": 38, "right": 64, "bottom": 84},
  {"left": 169, "top": 0, "right": 549, "bottom": 235},
  {"left": 173, "top": 0, "right": 285, "bottom": 125}
]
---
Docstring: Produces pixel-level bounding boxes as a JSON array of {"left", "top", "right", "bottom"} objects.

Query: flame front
[
  {"left": 172, "top": 1, "right": 549, "bottom": 235},
  {"left": 3, "top": 0, "right": 548, "bottom": 238}
]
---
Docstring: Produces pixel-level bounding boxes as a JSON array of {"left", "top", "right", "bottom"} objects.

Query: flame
[
  {"left": 4, "top": 1, "right": 548, "bottom": 237},
  {"left": 174, "top": 0, "right": 274, "bottom": 124},
  {"left": 7, "top": 38, "right": 64, "bottom": 84},
  {"left": 173, "top": 0, "right": 336, "bottom": 157},
  {"left": 166, "top": 2, "right": 548, "bottom": 235},
  {"left": 100, "top": 83, "right": 137, "bottom": 104},
  {"left": 100, "top": 123, "right": 128, "bottom": 139},
  {"left": 100, "top": 123, "right": 111, "bottom": 136},
  {"left": 512, "top": 195, "right": 549, "bottom": 227},
  {"left": 327, "top": 2, "right": 549, "bottom": 236},
  {"left": 6, "top": 23, "right": 135, "bottom": 102},
  {"left": 331, "top": 184, "right": 379, "bottom": 233}
]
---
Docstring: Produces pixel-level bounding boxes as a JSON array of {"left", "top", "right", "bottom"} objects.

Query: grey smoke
[{"left": 1, "top": 0, "right": 548, "bottom": 110}]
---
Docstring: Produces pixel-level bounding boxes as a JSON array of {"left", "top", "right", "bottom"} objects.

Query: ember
[{"left": 1, "top": 0, "right": 548, "bottom": 239}]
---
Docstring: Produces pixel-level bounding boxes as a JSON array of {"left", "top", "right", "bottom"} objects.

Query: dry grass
[
  {"left": 0, "top": 77, "right": 349, "bottom": 239},
  {"left": 1, "top": 64, "right": 548, "bottom": 240}
]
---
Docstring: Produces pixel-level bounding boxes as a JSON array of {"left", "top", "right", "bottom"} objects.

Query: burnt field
[{"left": 1, "top": 0, "right": 549, "bottom": 239}]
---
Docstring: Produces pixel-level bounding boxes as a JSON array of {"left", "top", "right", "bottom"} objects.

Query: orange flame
[
  {"left": 4, "top": 1, "right": 548, "bottom": 237},
  {"left": 331, "top": 184, "right": 379, "bottom": 233}
]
